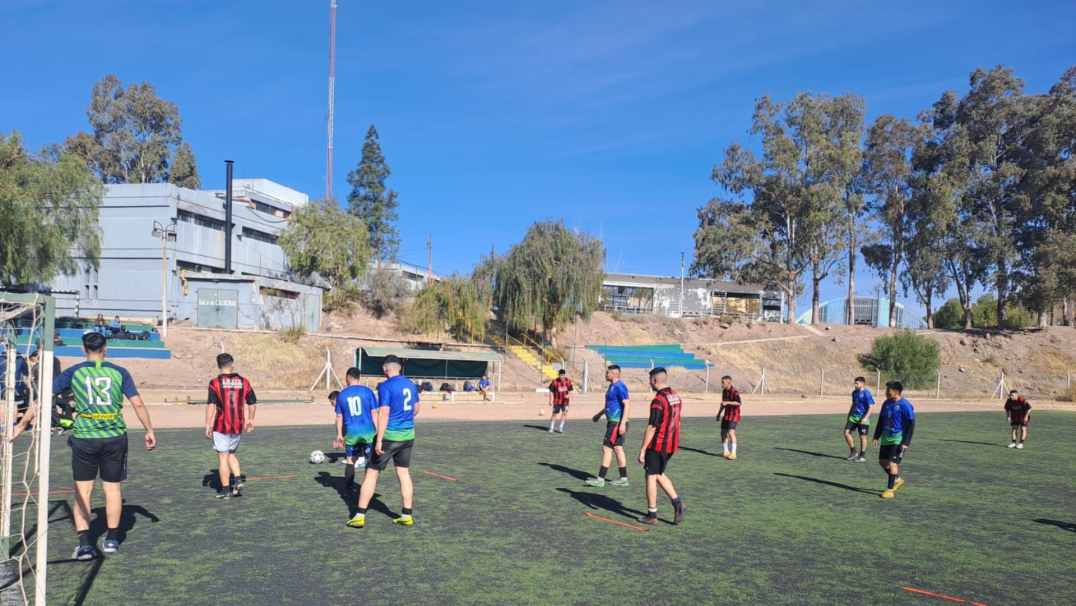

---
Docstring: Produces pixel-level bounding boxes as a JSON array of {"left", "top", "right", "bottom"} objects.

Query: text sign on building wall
[{"left": 197, "top": 289, "right": 239, "bottom": 329}]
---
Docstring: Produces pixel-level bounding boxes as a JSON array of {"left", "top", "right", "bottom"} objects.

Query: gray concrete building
[
  {"left": 44, "top": 180, "right": 323, "bottom": 331},
  {"left": 601, "top": 273, "right": 785, "bottom": 322}
]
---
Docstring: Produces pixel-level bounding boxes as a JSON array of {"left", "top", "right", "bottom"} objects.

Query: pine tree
[
  {"left": 346, "top": 126, "right": 400, "bottom": 268},
  {"left": 167, "top": 142, "right": 201, "bottom": 189}
]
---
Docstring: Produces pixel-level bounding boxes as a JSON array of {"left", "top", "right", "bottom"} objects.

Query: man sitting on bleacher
[{"left": 478, "top": 375, "right": 493, "bottom": 401}]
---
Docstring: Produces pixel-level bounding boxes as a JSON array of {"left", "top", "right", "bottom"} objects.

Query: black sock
[
  {"left": 646, "top": 508, "right": 658, "bottom": 517},
  {"left": 106, "top": 528, "right": 118, "bottom": 541},
  {"left": 357, "top": 507, "right": 368, "bottom": 515},
  {"left": 671, "top": 496, "right": 682, "bottom": 506},
  {"left": 851, "top": 447, "right": 857, "bottom": 454},
  {"left": 78, "top": 530, "right": 91, "bottom": 547},
  {"left": 402, "top": 507, "right": 413, "bottom": 516},
  {"left": 618, "top": 466, "right": 628, "bottom": 479},
  {"left": 887, "top": 474, "right": 897, "bottom": 489},
  {"left": 344, "top": 463, "right": 355, "bottom": 486},
  {"left": 598, "top": 466, "right": 608, "bottom": 480}
]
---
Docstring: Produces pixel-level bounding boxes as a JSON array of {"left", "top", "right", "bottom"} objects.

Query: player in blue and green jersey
[
  {"left": 872, "top": 381, "right": 915, "bottom": 499},
  {"left": 843, "top": 377, "right": 875, "bottom": 461},
  {"left": 333, "top": 367, "right": 379, "bottom": 492},
  {"left": 349, "top": 354, "right": 420, "bottom": 528},
  {"left": 14, "top": 332, "right": 157, "bottom": 560},
  {"left": 585, "top": 365, "right": 631, "bottom": 488}
]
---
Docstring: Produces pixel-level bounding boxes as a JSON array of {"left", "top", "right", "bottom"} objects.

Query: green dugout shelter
[{"left": 355, "top": 346, "right": 503, "bottom": 389}]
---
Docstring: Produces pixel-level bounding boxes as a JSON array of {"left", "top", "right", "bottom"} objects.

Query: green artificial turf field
[{"left": 36, "top": 411, "right": 1076, "bottom": 606}]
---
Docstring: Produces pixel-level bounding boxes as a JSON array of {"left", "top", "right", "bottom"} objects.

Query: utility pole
[
  {"left": 427, "top": 234, "right": 433, "bottom": 284},
  {"left": 679, "top": 250, "right": 686, "bottom": 318},
  {"left": 326, "top": 0, "right": 337, "bottom": 199},
  {"left": 152, "top": 220, "right": 177, "bottom": 338}
]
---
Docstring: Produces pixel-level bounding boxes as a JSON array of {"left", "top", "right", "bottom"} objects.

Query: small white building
[{"left": 601, "top": 273, "right": 784, "bottom": 322}]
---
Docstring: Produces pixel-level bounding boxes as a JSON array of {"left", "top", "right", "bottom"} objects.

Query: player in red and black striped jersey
[
  {"left": 1004, "top": 390, "right": 1032, "bottom": 449},
  {"left": 205, "top": 353, "right": 258, "bottom": 499},
  {"left": 638, "top": 367, "right": 685, "bottom": 525},
  {"left": 547, "top": 370, "right": 573, "bottom": 433},
  {"left": 717, "top": 376, "right": 742, "bottom": 459}
]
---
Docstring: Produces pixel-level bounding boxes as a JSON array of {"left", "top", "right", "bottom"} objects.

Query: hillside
[{"left": 83, "top": 308, "right": 1076, "bottom": 401}]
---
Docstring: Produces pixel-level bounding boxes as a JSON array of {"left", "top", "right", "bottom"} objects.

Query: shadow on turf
[
  {"left": 522, "top": 424, "right": 552, "bottom": 432},
  {"left": 774, "top": 473, "right": 879, "bottom": 496},
  {"left": 678, "top": 446, "right": 723, "bottom": 457},
  {"left": 556, "top": 488, "right": 647, "bottom": 519},
  {"left": 538, "top": 462, "right": 591, "bottom": 482},
  {"left": 46, "top": 555, "right": 103, "bottom": 606},
  {"left": 48, "top": 499, "right": 160, "bottom": 546},
  {"left": 1033, "top": 519, "right": 1076, "bottom": 532},
  {"left": 940, "top": 439, "right": 1006, "bottom": 448},
  {"left": 774, "top": 447, "right": 847, "bottom": 460},
  {"left": 313, "top": 471, "right": 397, "bottom": 519}
]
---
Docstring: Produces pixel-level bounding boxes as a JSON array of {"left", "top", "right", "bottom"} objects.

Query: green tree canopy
[
  {"left": 65, "top": 74, "right": 192, "bottom": 185},
  {"left": 279, "top": 199, "right": 370, "bottom": 306},
  {"left": 347, "top": 125, "right": 400, "bottom": 268},
  {"left": 167, "top": 142, "right": 201, "bottom": 189},
  {"left": 406, "top": 274, "right": 490, "bottom": 342},
  {"left": 0, "top": 131, "right": 104, "bottom": 285},
  {"left": 494, "top": 220, "right": 604, "bottom": 347}
]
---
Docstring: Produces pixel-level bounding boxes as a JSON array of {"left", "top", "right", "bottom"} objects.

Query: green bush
[
  {"left": 934, "top": 298, "right": 965, "bottom": 329},
  {"left": 866, "top": 330, "right": 941, "bottom": 389}
]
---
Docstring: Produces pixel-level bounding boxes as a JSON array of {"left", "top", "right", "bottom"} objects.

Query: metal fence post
[
  {"left": 936, "top": 370, "right": 941, "bottom": 399},
  {"left": 818, "top": 364, "right": 825, "bottom": 396}
]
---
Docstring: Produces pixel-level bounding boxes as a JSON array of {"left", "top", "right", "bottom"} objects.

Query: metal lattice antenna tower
[{"left": 326, "top": 0, "right": 338, "bottom": 199}]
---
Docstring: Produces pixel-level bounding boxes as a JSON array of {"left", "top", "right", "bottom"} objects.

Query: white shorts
[{"left": 213, "top": 432, "right": 242, "bottom": 453}]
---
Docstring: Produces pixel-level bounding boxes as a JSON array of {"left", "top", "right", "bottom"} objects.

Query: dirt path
[{"left": 127, "top": 390, "right": 1075, "bottom": 430}]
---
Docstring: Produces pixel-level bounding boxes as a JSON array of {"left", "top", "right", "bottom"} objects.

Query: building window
[
  {"left": 252, "top": 201, "right": 291, "bottom": 219},
  {"left": 259, "top": 286, "right": 299, "bottom": 300},
  {"left": 176, "top": 260, "right": 225, "bottom": 274},
  {"left": 601, "top": 285, "right": 654, "bottom": 314},
  {"left": 241, "top": 227, "right": 278, "bottom": 245},
  {"left": 177, "top": 209, "right": 226, "bottom": 231}
]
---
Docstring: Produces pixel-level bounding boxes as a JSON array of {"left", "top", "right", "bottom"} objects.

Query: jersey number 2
[{"left": 403, "top": 388, "right": 413, "bottom": 411}]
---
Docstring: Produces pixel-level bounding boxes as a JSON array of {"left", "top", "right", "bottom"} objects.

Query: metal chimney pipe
[{"left": 224, "top": 160, "right": 234, "bottom": 274}]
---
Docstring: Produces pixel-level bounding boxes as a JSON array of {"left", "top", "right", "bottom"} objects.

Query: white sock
[
  {"left": 722, "top": 443, "right": 730, "bottom": 453},
  {"left": 550, "top": 420, "right": 556, "bottom": 429},
  {"left": 731, "top": 444, "right": 737, "bottom": 454},
  {"left": 559, "top": 421, "right": 565, "bottom": 430}
]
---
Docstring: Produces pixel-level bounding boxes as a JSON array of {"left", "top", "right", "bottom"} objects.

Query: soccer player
[
  {"left": 585, "top": 365, "right": 631, "bottom": 488},
  {"left": 547, "top": 369, "right": 573, "bottom": 433},
  {"left": 333, "top": 367, "right": 379, "bottom": 491},
  {"left": 716, "top": 376, "right": 742, "bottom": 459},
  {"left": 638, "top": 367, "right": 686, "bottom": 525},
  {"left": 872, "top": 381, "right": 915, "bottom": 499},
  {"left": 349, "top": 354, "right": 419, "bottom": 528},
  {"left": 478, "top": 375, "right": 493, "bottom": 401},
  {"left": 205, "top": 353, "right": 257, "bottom": 500},
  {"left": 844, "top": 376, "right": 876, "bottom": 462},
  {"left": 14, "top": 332, "right": 156, "bottom": 560},
  {"left": 1004, "top": 390, "right": 1032, "bottom": 449}
]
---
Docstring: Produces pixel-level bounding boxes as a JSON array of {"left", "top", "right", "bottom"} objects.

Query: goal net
[{"left": 0, "top": 292, "right": 55, "bottom": 606}]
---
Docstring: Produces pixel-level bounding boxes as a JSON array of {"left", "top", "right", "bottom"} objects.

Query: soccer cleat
[
  {"left": 855, "top": 455, "right": 867, "bottom": 462},
  {"left": 1016, "top": 443, "right": 1024, "bottom": 449},
  {"left": 721, "top": 451, "right": 731, "bottom": 458},
  {"left": 608, "top": 477, "right": 630, "bottom": 488},
  {"left": 216, "top": 488, "right": 231, "bottom": 500},
  {"left": 51, "top": 427, "right": 66, "bottom": 437},
  {"left": 232, "top": 477, "right": 245, "bottom": 497},
  {"left": 893, "top": 478, "right": 905, "bottom": 492},
  {"left": 728, "top": 453, "right": 738, "bottom": 460},
  {"left": 846, "top": 451, "right": 859, "bottom": 461},
  {"left": 555, "top": 429, "right": 564, "bottom": 433},
  {"left": 72, "top": 545, "right": 94, "bottom": 561},
  {"left": 346, "top": 514, "right": 365, "bottom": 528},
  {"left": 1007, "top": 442, "right": 1017, "bottom": 448},
  {"left": 639, "top": 515, "right": 660, "bottom": 525},
  {"left": 881, "top": 489, "right": 895, "bottom": 499},
  {"left": 584, "top": 477, "right": 606, "bottom": 487},
  {"left": 102, "top": 539, "right": 119, "bottom": 554},
  {"left": 393, "top": 515, "right": 414, "bottom": 526},
  {"left": 548, "top": 428, "right": 554, "bottom": 433},
  {"left": 673, "top": 501, "right": 686, "bottom": 525}
]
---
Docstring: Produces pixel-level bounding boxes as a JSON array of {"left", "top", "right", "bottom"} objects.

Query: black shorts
[
  {"left": 69, "top": 435, "right": 128, "bottom": 483},
  {"left": 878, "top": 444, "right": 905, "bottom": 464},
  {"left": 369, "top": 439, "right": 414, "bottom": 471},
  {"left": 603, "top": 421, "right": 628, "bottom": 448},
  {"left": 1011, "top": 421, "right": 1029, "bottom": 427},
  {"left": 720, "top": 420, "right": 738, "bottom": 431},
  {"left": 643, "top": 450, "right": 673, "bottom": 475},
  {"left": 844, "top": 421, "right": 869, "bottom": 435},
  {"left": 552, "top": 404, "right": 569, "bottom": 414}
]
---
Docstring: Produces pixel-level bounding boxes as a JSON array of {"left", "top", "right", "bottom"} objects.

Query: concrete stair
[{"left": 491, "top": 334, "right": 560, "bottom": 380}]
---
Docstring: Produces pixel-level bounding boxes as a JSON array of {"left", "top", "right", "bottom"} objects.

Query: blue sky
[{"left": 3, "top": 0, "right": 1074, "bottom": 317}]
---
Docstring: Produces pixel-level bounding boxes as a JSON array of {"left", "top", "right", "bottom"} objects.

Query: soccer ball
[
  {"left": 309, "top": 450, "right": 326, "bottom": 464},
  {"left": 539, "top": 409, "right": 546, "bottom": 416}
]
